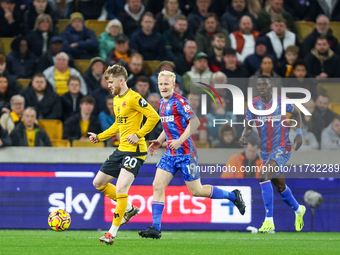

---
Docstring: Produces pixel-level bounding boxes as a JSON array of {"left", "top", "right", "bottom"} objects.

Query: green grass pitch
[{"left": 1, "top": 230, "right": 339, "bottom": 255}]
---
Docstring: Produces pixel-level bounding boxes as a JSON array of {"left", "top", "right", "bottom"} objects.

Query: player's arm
[
  {"left": 239, "top": 104, "right": 254, "bottom": 146},
  {"left": 148, "top": 131, "right": 166, "bottom": 156},
  {"left": 290, "top": 105, "right": 303, "bottom": 151},
  {"left": 88, "top": 121, "right": 119, "bottom": 143}
]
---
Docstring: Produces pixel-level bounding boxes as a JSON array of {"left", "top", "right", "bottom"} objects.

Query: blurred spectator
[
  {"left": 183, "top": 52, "right": 213, "bottom": 94},
  {"left": 315, "top": 94, "right": 337, "bottom": 127},
  {"left": 64, "top": 0, "right": 106, "bottom": 20},
  {"left": 118, "top": 0, "right": 145, "bottom": 38},
  {"left": 61, "top": 12, "right": 98, "bottom": 59},
  {"left": 126, "top": 53, "right": 148, "bottom": 88},
  {"left": 174, "top": 40, "right": 197, "bottom": 76},
  {"left": 10, "top": 107, "right": 51, "bottom": 146},
  {"left": 0, "top": 122, "right": 11, "bottom": 147},
  {"left": 210, "top": 0, "right": 231, "bottom": 18},
  {"left": 149, "top": 61, "right": 183, "bottom": 93},
  {"left": 221, "top": 48, "right": 249, "bottom": 78},
  {"left": 26, "top": 13, "right": 55, "bottom": 57},
  {"left": 208, "top": 33, "right": 227, "bottom": 72},
  {"left": 23, "top": 0, "right": 57, "bottom": 35},
  {"left": 229, "top": 15, "right": 260, "bottom": 64},
  {"left": 98, "top": 19, "right": 124, "bottom": 61},
  {"left": 0, "top": 76, "right": 15, "bottom": 114},
  {"left": 307, "top": 0, "right": 340, "bottom": 22},
  {"left": 178, "top": 0, "right": 197, "bottom": 16},
  {"left": 221, "top": 139, "right": 262, "bottom": 179},
  {"left": 302, "top": 99, "right": 325, "bottom": 143},
  {"left": 36, "top": 36, "right": 75, "bottom": 72},
  {"left": 107, "top": 0, "right": 125, "bottom": 20},
  {"left": 133, "top": 75, "right": 150, "bottom": 99},
  {"left": 206, "top": 96, "right": 236, "bottom": 142},
  {"left": 0, "top": 94, "right": 25, "bottom": 134},
  {"left": 6, "top": 35, "right": 38, "bottom": 78},
  {"left": 304, "top": 35, "right": 340, "bottom": 78},
  {"left": 144, "top": 93, "right": 164, "bottom": 143},
  {"left": 20, "top": 73, "right": 62, "bottom": 119},
  {"left": 277, "top": 45, "right": 299, "bottom": 78},
  {"left": 0, "top": 54, "right": 20, "bottom": 94},
  {"left": 321, "top": 115, "right": 340, "bottom": 150},
  {"left": 221, "top": 0, "right": 257, "bottom": 33},
  {"left": 130, "top": 12, "right": 165, "bottom": 61},
  {"left": 283, "top": 60, "right": 317, "bottom": 101},
  {"left": 247, "top": 0, "right": 262, "bottom": 19},
  {"left": 43, "top": 52, "right": 87, "bottom": 96},
  {"left": 303, "top": 14, "right": 340, "bottom": 56},
  {"left": 154, "top": 0, "right": 181, "bottom": 34},
  {"left": 187, "top": 93, "right": 208, "bottom": 142},
  {"left": 265, "top": 15, "right": 299, "bottom": 64},
  {"left": 146, "top": 0, "right": 164, "bottom": 16},
  {"left": 195, "top": 13, "right": 230, "bottom": 55},
  {"left": 63, "top": 95, "right": 101, "bottom": 142},
  {"left": 283, "top": 0, "right": 312, "bottom": 21},
  {"left": 213, "top": 124, "right": 241, "bottom": 148},
  {"left": 257, "top": 0, "right": 297, "bottom": 35},
  {"left": 105, "top": 34, "right": 132, "bottom": 67},
  {"left": 289, "top": 120, "right": 319, "bottom": 150},
  {"left": 0, "top": 0, "right": 24, "bottom": 37},
  {"left": 91, "top": 75, "right": 110, "bottom": 114},
  {"left": 61, "top": 76, "right": 83, "bottom": 122},
  {"left": 83, "top": 57, "right": 105, "bottom": 93},
  {"left": 187, "top": 0, "right": 212, "bottom": 35},
  {"left": 163, "top": 14, "right": 194, "bottom": 61}
]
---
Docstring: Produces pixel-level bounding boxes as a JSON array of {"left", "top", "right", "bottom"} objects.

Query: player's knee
[
  {"left": 93, "top": 180, "right": 103, "bottom": 190},
  {"left": 275, "top": 185, "right": 286, "bottom": 193},
  {"left": 153, "top": 180, "right": 166, "bottom": 194}
]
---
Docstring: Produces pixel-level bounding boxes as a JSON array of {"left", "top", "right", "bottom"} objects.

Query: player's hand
[
  {"left": 294, "top": 134, "right": 303, "bottom": 151},
  {"left": 126, "top": 134, "right": 139, "bottom": 145},
  {"left": 88, "top": 132, "right": 99, "bottom": 143},
  {"left": 0, "top": 138, "right": 3, "bottom": 147},
  {"left": 148, "top": 140, "right": 161, "bottom": 156},
  {"left": 239, "top": 136, "right": 248, "bottom": 146},
  {"left": 168, "top": 139, "right": 182, "bottom": 151}
]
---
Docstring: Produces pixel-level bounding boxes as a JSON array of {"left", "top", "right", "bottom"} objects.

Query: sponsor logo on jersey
[
  {"left": 160, "top": 115, "right": 174, "bottom": 122},
  {"left": 117, "top": 117, "right": 128, "bottom": 123},
  {"left": 139, "top": 98, "right": 148, "bottom": 107},
  {"left": 257, "top": 115, "right": 281, "bottom": 122}
]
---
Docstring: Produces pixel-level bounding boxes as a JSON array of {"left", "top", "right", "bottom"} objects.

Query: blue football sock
[
  {"left": 260, "top": 180, "right": 274, "bottom": 218},
  {"left": 280, "top": 185, "right": 299, "bottom": 211},
  {"left": 151, "top": 202, "right": 164, "bottom": 231},
  {"left": 210, "top": 186, "right": 236, "bottom": 201}
]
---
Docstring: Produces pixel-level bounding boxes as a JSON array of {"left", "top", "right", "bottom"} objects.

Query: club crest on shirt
[
  {"left": 166, "top": 104, "right": 171, "bottom": 110},
  {"left": 258, "top": 105, "right": 262, "bottom": 110},
  {"left": 122, "top": 101, "right": 126, "bottom": 107}
]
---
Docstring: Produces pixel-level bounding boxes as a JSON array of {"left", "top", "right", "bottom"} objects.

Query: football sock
[
  {"left": 98, "top": 184, "right": 132, "bottom": 212},
  {"left": 209, "top": 186, "right": 236, "bottom": 201},
  {"left": 280, "top": 185, "right": 299, "bottom": 211},
  {"left": 151, "top": 202, "right": 164, "bottom": 231},
  {"left": 260, "top": 180, "right": 274, "bottom": 218},
  {"left": 265, "top": 217, "right": 274, "bottom": 224},
  {"left": 112, "top": 194, "right": 128, "bottom": 228}
]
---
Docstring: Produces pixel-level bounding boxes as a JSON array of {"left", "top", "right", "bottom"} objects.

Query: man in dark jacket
[
  {"left": 126, "top": 53, "right": 149, "bottom": 88},
  {"left": 315, "top": 94, "right": 337, "bottom": 127},
  {"left": 91, "top": 75, "right": 111, "bottom": 115},
  {"left": 61, "top": 76, "right": 83, "bottom": 122},
  {"left": 63, "top": 95, "right": 101, "bottom": 142},
  {"left": 174, "top": 40, "right": 197, "bottom": 75},
  {"left": 20, "top": 73, "right": 62, "bottom": 120},
  {"left": 0, "top": 54, "right": 20, "bottom": 93},
  {"left": 0, "top": 0, "right": 24, "bottom": 37},
  {"left": 61, "top": 12, "right": 98, "bottom": 59},
  {"left": 83, "top": 57, "right": 105, "bottom": 93},
  {"left": 10, "top": 107, "right": 51, "bottom": 146},
  {"left": 130, "top": 12, "right": 165, "bottom": 61},
  {"left": 118, "top": 0, "right": 146, "bottom": 38}
]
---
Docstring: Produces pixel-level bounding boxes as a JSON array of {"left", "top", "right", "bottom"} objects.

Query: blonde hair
[
  {"left": 55, "top": 52, "right": 69, "bottom": 61},
  {"left": 34, "top": 13, "right": 53, "bottom": 32},
  {"left": 104, "top": 64, "right": 128, "bottom": 81},
  {"left": 158, "top": 70, "right": 176, "bottom": 85},
  {"left": 105, "top": 19, "right": 123, "bottom": 34}
]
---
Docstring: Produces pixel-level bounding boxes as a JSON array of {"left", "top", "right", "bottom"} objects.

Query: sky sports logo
[{"left": 195, "top": 82, "right": 312, "bottom": 128}]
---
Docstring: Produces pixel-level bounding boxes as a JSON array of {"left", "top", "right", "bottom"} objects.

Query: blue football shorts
[{"left": 260, "top": 146, "right": 291, "bottom": 177}]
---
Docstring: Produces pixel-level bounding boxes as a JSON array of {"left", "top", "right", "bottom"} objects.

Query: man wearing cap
[
  {"left": 182, "top": 52, "right": 213, "bottom": 94},
  {"left": 0, "top": 0, "right": 24, "bottom": 37},
  {"left": 105, "top": 34, "right": 133, "bottom": 67},
  {"left": 61, "top": 12, "right": 98, "bottom": 59},
  {"left": 83, "top": 57, "right": 106, "bottom": 93}
]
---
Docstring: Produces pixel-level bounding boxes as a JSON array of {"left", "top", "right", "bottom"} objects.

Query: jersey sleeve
[
  {"left": 130, "top": 94, "right": 160, "bottom": 138},
  {"left": 97, "top": 121, "right": 119, "bottom": 141},
  {"left": 175, "top": 97, "right": 196, "bottom": 120},
  {"left": 245, "top": 104, "right": 254, "bottom": 120}
]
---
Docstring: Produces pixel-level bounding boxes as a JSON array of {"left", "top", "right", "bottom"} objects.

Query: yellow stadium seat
[
  {"left": 74, "top": 59, "right": 91, "bottom": 75},
  {"left": 72, "top": 140, "right": 105, "bottom": 147},
  {"left": 143, "top": 60, "right": 161, "bottom": 76},
  {"left": 194, "top": 140, "right": 210, "bottom": 148},
  {"left": 51, "top": 139, "right": 71, "bottom": 147},
  {"left": 317, "top": 83, "right": 340, "bottom": 103},
  {"left": 329, "top": 103, "right": 340, "bottom": 115},
  {"left": 0, "top": 37, "right": 14, "bottom": 56},
  {"left": 84, "top": 20, "right": 109, "bottom": 38},
  {"left": 57, "top": 19, "right": 70, "bottom": 35},
  {"left": 16, "top": 78, "right": 31, "bottom": 89},
  {"left": 330, "top": 22, "right": 340, "bottom": 42},
  {"left": 37, "top": 119, "right": 63, "bottom": 140},
  {"left": 295, "top": 21, "right": 315, "bottom": 43}
]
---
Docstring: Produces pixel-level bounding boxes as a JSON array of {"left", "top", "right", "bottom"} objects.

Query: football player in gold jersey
[{"left": 88, "top": 64, "right": 159, "bottom": 245}]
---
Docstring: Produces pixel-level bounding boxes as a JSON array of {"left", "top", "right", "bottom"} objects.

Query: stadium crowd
[{"left": 0, "top": 0, "right": 340, "bottom": 150}]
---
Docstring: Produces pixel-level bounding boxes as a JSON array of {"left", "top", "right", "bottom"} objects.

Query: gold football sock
[
  {"left": 112, "top": 194, "right": 128, "bottom": 227},
  {"left": 97, "top": 183, "right": 117, "bottom": 201}
]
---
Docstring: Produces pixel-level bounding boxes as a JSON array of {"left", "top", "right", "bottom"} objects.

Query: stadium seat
[
  {"left": 329, "top": 103, "right": 340, "bottom": 115},
  {"left": 72, "top": 140, "right": 105, "bottom": 147},
  {"left": 0, "top": 37, "right": 14, "bottom": 56},
  {"left": 51, "top": 139, "right": 71, "bottom": 147},
  {"left": 330, "top": 22, "right": 340, "bottom": 42},
  {"left": 74, "top": 59, "right": 91, "bottom": 75},
  {"left": 84, "top": 20, "right": 109, "bottom": 38},
  {"left": 37, "top": 119, "right": 63, "bottom": 140},
  {"left": 143, "top": 60, "right": 161, "bottom": 76},
  {"left": 194, "top": 140, "right": 210, "bottom": 148},
  {"left": 317, "top": 83, "right": 340, "bottom": 103},
  {"left": 295, "top": 21, "right": 315, "bottom": 43},
  {"left": 16, "top": 78, "right": 31, "bottom": 89},
  {"left": 57, "top": 19, "right": 70, "bottom": 35}
]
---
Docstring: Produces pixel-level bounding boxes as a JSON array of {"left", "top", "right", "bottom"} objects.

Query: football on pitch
[{"left": 48, "top": 209, "right": 71, "bottom": 231}]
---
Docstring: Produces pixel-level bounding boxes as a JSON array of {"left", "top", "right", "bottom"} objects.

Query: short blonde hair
[
  {"left": 158, "top": 70, "right": 176, "bottom": 85},
  {"left": 105, "top": 19, "right": 123, "bottom": 34},
  {"left": 34, "top": 13, "right": 53, "bottom": 32},
  {"left": 104, "top": 64, "right": 128, "bottom": 81}
]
